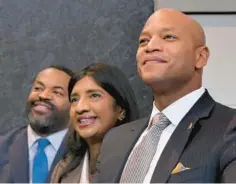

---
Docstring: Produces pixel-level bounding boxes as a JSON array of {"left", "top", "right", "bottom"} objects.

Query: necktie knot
[
  {"left": 151, "top": 113, "right": 170, "bottom": 128},
  {"left": 37, "top": 138, "right": 50, "bottom": 150}
]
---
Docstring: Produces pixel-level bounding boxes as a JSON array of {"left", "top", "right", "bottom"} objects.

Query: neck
[
  {"left": 153, "top": 83, "right": 201, "bottom": 111},
  {"left": 29, "top": 122, "right": 69, "bottom": 137},
  {"left": 33, "top": 127, "right": 67, "bottom": 137},
  {"left": 87, "top": 141, "right": 102, "bottom": 177}
]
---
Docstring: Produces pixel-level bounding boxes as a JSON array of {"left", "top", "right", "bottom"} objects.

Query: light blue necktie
[{"left": 32, "top": 138, "right": 50, "bottom": 183}]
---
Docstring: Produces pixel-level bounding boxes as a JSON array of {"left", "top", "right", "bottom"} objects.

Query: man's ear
[{"left": 195, "top": 46, "right": 210, "bottom": 69}]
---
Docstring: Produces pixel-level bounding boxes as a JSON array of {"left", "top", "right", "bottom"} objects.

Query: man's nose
[
  {"left": 38, "top": 90, "right": 52, "bottom": 100},
  {"left": 145, "top": 36, "right": 163, "bottom": 53}
]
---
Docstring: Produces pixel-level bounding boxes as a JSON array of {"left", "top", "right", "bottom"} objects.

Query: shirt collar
[
  {"left": 28, "top": 125, "right": 40, "bottom": 149},
  {"left": 27, "top": 125, "right": 68, "bottom": 151},
  {"left": 149, "top": 87, "right": 205, "bottom": 127}
]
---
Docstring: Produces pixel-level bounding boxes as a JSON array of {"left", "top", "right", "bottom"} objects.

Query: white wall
[
  {"left": 155, "top": 1, "right": 236, "bottom": 108},
  {"left": 155, "top": 0, "right": 236, "bottom": 12},
  {"left": 193, "top": 15, "right": 236, "bottom": 108}
]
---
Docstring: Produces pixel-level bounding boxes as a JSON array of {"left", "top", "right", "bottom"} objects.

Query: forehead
[
  {"left": 142, "top": 11, "right": 191, "bottom": 35},
  {"left": 34, "top": 68, "right": 71, "bottom": 88},
  {"left": 72, "top": 76, "right": 104, "bottom": 93}
]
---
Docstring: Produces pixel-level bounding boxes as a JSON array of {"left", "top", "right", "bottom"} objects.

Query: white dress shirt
[
  {"left": 27, "top": 125, "right": 68, "bottom": 183},
  {"left": 123, "top": 87, "right": 205, "bottom": 183}
]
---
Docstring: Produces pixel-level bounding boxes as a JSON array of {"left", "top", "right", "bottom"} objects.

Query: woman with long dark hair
[{"left": 50, "top": 62, "right": 139, "bottom": 183}]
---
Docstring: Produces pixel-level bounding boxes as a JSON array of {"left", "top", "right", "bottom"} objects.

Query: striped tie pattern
[{"left": 120, "top": 113, "right": 170, "bottom": 183}]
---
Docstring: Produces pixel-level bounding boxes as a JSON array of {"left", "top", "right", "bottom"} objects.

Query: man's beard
[{"left": 25, "top": 100, "right": 70, "bottom": 135}]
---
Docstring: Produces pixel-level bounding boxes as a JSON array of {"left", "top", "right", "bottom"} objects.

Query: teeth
[
  {"left": 80, "top": 119, "right": 92, "bottom": 123},
  {"left": 33, "top": 105, "right": 51, "bottom": 113},
  {"left": 38, "top": 105, "right": 48, "bottom": 108},
  {"left": 35, "top": 103, "right": 51, "bottom": 109}
]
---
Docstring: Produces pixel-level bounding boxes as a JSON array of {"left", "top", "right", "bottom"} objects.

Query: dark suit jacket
[
  {"left": 0, "top": 125, "right": 68, "bottom": 183},
  {"left": 202, "top": 124, "right": 236, "bottom": 183},
  {"left": 93, "top": 91, "right": 236, "bottom": 183}
]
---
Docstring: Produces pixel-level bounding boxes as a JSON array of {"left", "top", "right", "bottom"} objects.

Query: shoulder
[
  {"left": 209, "top": 102, "right": 236, "bottom": 123},
  {"left": 213, "top": 102, "right": 236, "bottom": 126},
  {"left": 108, "top": 117, "right": 148, "bottom": 133},
  {"left": 214, "top": 102, "right": 235, "bottom": 113},
  {"left": 0, "top": 125, "right": 27, "bottom": 150},
  {"left": 103, "top": 116, "right": 149, "bottom": 142},
  {"left": 210, "top": 133, "right": 236, "bottom": 178},
  {"left": 198, "top": 91, "right": 235, "bottom": 117}
]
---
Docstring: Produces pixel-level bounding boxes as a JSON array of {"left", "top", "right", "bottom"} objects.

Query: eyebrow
[
  {"left": 34, "top": 81, "right": 44, "bottom": 86},
  {"left": 140, "top": 27, "right": 177, "bottom": 37},
  {"left": 70, "top": 89, "right": 104, "bottom": 97},
  {"left": 34, "top": 80, "right": 65, "bottom": 91},
  {"left": 160, "top": 27, "right": 177, "bottom": 32},
  {"left": 53, "top": 86, "right": 65, "bottom": 91},
  {"left": 139, "top": 31, "right": 150, "bottom": 38}
]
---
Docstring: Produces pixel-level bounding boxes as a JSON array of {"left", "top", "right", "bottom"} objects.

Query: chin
[
  {"left": 79, "top": 132, "right": 96, "bottom": 140},
  {"left": 83, "top": 133, "right": 103, "bottom": 143},
  {"left": 33, "top": 116, "right": 51, "bottom": 123},
  {"left": 141, "top": 74, "right": 161, "bottom": 85},
  {"left": 29, "top": 114, "right": 46, "bottom": 123}
]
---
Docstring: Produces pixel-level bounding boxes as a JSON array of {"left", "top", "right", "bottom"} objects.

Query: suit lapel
[
  {"left": 9, "top": 128, "right": 29, "bottom": 183},
  {"left": 151, "top": 91, "right": 215, "bottom": 183},
  {"left": 117, "top": 118, "right": 149, "bottom": 180},
  {"left": 61, "top": 155, "right": 84, "bottom": 183}
]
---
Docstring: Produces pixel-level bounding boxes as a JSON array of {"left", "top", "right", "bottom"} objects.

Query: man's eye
[
  {"left": 53, "top": 91, "right": 63, "bottom": 96},
  {"left": 139, "top": 38, "right": 149, "bottom": 46},
  {"left": 163, "top": 34, "right": 177, "bottom": 40},
  {"left": 33, "top": 87, "right": 43, "bottom": 91}
]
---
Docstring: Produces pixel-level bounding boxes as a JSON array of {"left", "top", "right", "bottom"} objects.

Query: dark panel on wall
[{"left": 0, "top": 0, "right": 153, "bottom": 133}]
